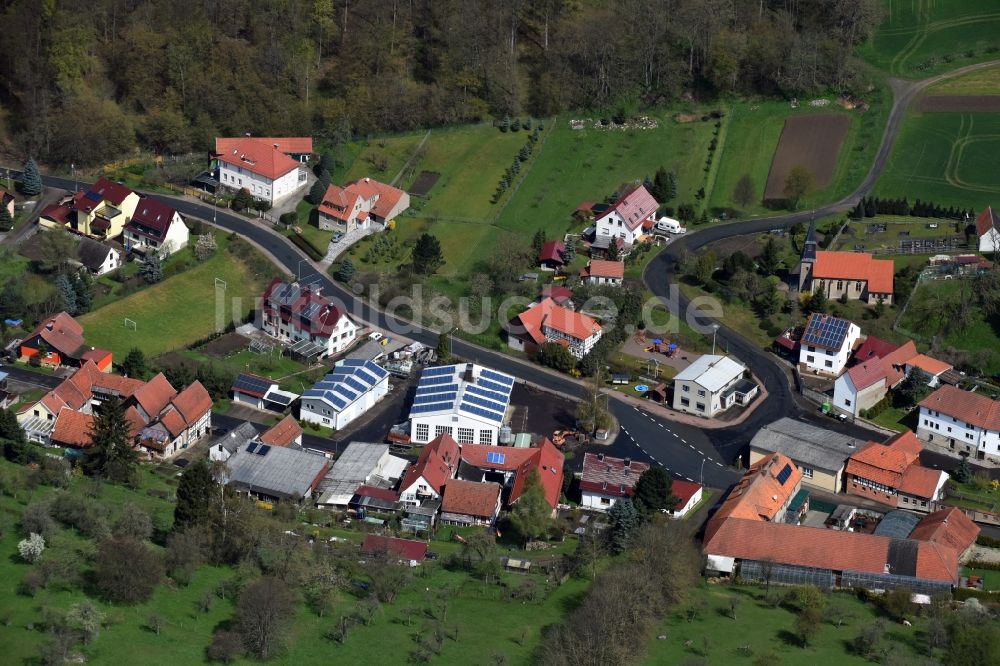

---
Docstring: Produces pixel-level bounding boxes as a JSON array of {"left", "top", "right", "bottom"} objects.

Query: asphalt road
[{"left": 2, "top": 365, "right": 63, "bottom": 390}]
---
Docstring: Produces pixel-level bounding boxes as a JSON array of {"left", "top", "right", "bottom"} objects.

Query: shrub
[
  {"left": 18, "top": 533, "right": 45, "bottom": 562},
  {"left": 21, "top": 501, "right": 56, "bottom": 539},
  {"left": 289, "top": 233, "right": 323, "bottom": 261}
]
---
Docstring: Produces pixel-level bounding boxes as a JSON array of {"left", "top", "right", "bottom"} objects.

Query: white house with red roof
[
  {"left": 39, "top": 178, "right": 141, "bottom": 239},
  {"left": 215, "top": 137, "right": 313, "bottom": 163},
  {"left": 507, "top": 297, "right": 603, "bottom": 359},
  {"left": 260, "top": 279, "right": 357, "bottom": 358},
  {"left": 798, "top": 313, "right": 862, "bottom": 376},
  {"left": 317, "top": 177, "right": 409, "bottom": 233},
  {"left": 123, "top": 197, "right": 189, "bottom": 256},
  {"left": 593, "top": 185, "right": 659, "bottom": 247},
  {"left": 668, "top": 479, "right": 704, "bottom": 519},
  {"left": 398, "top": 433, "right": 461, "bottom": 506},
  {"left": 212, "top": 137, "right": 309, "bottom": 204},
  {"left": 457, "top": 439, "right": 565, "bottom": 513},
  {"left": 975, "top": 206, "right": 1000, "bottom": 253},
  {"left": 580, "top": 452, "right": 650, "bottom": 511},
  {"left": 579, "top": 259, "right": 624, "bottom": 286},
  {"left": 918, "top": 384, "right": 1000, "bottom": 461}
]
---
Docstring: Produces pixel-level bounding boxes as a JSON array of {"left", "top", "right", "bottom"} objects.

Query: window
[
  {"left": 920, "top": 500, "right": 927, "bottom": 507},
  {"left": 682, "top": 385, "right": 690, "bottom": 392},
  {"left": 844, "top": 399, "right": 852, "bottom": 407},
  {"left": 837, "top": 281, "right": 843, "bottom": 290},
  {"left": 600, "top": 497, "right": 611, "bottom": 506},
  {"left": 680, "top": 397, "right": 690, "bottom": 406},
  {"left": 807, "top": 355, "right": 815, "bottom": 363},
  {"left": 856, "top": 281, "right": 863, "bottom": 290},
  {"left": 802, "top": 468, "right": 814, "bottom": 479},
  {"left": 696, "top": 402, "right": 706, "bottom": 412},
  {"left": 697, "top": 389, "right": 706, "bottom": 397},
  {"left": 479, "top": 429, "right": 492, "bottom": 444},
  {"left": 824, "top": 360, "right": 833, "bottom": 368},
  {"left": 415, "top": 423, "right": 429, "bottom": 441},
  {"left": 434, "top": 425, "right": 452, "bottom": 438},
  {"left": 902, "top": 497, "right": 909, "bottom": 503},
  {"left": 457, "top": 427, "right": 475, "bottom": 444}
]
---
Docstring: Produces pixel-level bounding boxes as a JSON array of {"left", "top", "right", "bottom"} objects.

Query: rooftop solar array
[
  {"left": 776, "top": 463, "right": 793, "bottom": 485},
  {"left": 802, "top": 315, "right": 851, "bottom": 350},
  {"left": 233, "top": 373, "right": 274, "bottom": 397},
  {"left": 263, "top": 390, "right": 295, "bottom": 407},
  {"left": 303, "top": 359, "right": 389, "bottom": 412},
  {"left": 408, "top": 363, "right": 514, "bottom": 424},
  {"left": 486, "top": 451, "right": 506, "bottom": 465}
]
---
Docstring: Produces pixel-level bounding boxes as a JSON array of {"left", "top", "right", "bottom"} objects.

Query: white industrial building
[
  {"left": 300, "top": 359, "right": 389, "bottom": 429},
  {"left": 672, "top": 354, "right": 757, "bottom": 418},
  {"left": 408, "top": 363, "right": 515, "bottom": 446}
]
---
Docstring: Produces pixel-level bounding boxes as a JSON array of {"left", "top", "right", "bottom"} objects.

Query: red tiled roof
[
  {"left": 711, "top": 452, "right": 802, "bottom": 524},
  {"left": 262, "top": 279, "right": 349, "bottom": 338},
  {"left": 362, "top": 535, "right": 427, "bottom": 562},
  {"left": 158, "top": 408, "right": 187, "bottom": 438},
  {"left": 907, "top": 354, "right": 952, "bottom": 377},
  {"left": 40, "top": 203, "right": 73, "bottom": 225},
  {"left": 597, "top": 185, "right": 659, "bottom": 231},
  {"left": 460, "top": 444, "right": 537, "bottom": 470},
  {"left": 88, "top": 178, "right": 135, "bottom": 206},
  {"left": 216, "top": 137, "right": 313, "bottom": 155},
  {"left": 442, "top": 479, "right": 501, "bottom": 518},
  {"left": 919, "top": 384, "right": 1000, "bottom": 431},
  {"left": 580, "top": 453, "right": 650, "bottom": 498},
  {"left": 132, "top": 373, "right": 178, "bottom": 418},
  {"left": 348, "top": 178, "right": 405, "bottom": 219},
  {"left": 580, "top": 259, "right": 624, "bottom": 279},
  {"left": 126, "top": 198, "right": 180, "bottom": 241},
  {"left": 813, "top": 251, "right": 894, "bottom": 293},
  {"left": 540, "top": 285, "right": 573, "bottom": 304},
  {"left": 170, "top": 381, "right": 212, "bottom": 426},
  {"left": 124, "top": 405, "right": 145, "bottom": 439},
  {"left": 26, "top": 312, "right": 85, "bottom": 358},
  {"left": 81, "top": 348, "right": 112, "bottom": 369},
  {"left": 898, "top": 465, "right": 945, "bottom": 499},
  {"left": 887, "top": 430, "right": 924, "bottom": 457},
  {"left": 880, "top": 340, "right": 918, "bottom": 387},
  {"left": 92, "top": 371, "right": 145, "bottom": 398},
  {"left": 260, "top": 415, "right": 302, "bottom": 448},
  {"left": 51, "top": 409, "right": 95, "bottom": 448},
  {"left": 853, "top": 336, "right": 899, "bottom": 363},
  {"left": 538, "top": 240, "right": 566, "bottom": 264},
  {"left": 457, "top": 441, "right": 564, "bottom": 508},
  {"left": 909, "top": 507, "right": 979, "bottom": 556},
  {"left": 671, "top": 480, "right": 703, "bottom": 508},
  {"left": 975, "top": 206, "right": 1000, "bottom": 236},
  {"left": 215, "top": 138, "right": 301, "bottom": 180},
  {"left": 512, "top": 297, "right": 601, "bottom": 345},
  {"left": 847, "top": 439, "right": 920, "bottom": 488},
  {"left": 354, "top": 485, "right": 400, "bottom": 503},
  {"left": 846, "top": 359, "right": 887, "bottom": 391},
  {"left": 399, "top": 433, "right": 460, "bottom": 495},
  {"left": 318, "top": 178, "right": 406, "bottom": 222}
]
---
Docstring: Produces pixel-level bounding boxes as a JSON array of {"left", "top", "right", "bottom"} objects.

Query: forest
[{"left": 0, "top": 0, "right": 884, "bottom": 166}]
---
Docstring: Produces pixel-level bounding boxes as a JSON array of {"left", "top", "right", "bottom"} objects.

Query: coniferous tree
[
  {"left": 20, "top": 157, "right": 42, "bottom": 195},
  {"left": 56, "top": 273, "right": 78, "bottom": 314},
  {"left": 307, "top": 178, "right": 328, "bottom": 205},
  {"left": 120, "top": 348, "right": 148, "bottom": 379},
  {"left": 139, "top": 252, "right": 163, "bottom": 283},
  {"left": 0, "top": 407, "right": 26, "bottom": 444},
  {"left": 531, "top": 229, "right": 546, "bottom": 256},
  {"left": 758, "top": 237, "right": 781, "bottom": 276},
  {"left": 412, "top": 233, "right": 444, "bottom": 275},
  {"left": 174, "top": 459, "right": 216, "bottom": 531},
  {"left": 85, "top": 397, "right": 138, "bottom": 484},
  {"left": 337, "top": 258, "right": 356, "bottom": 282},
  {"left": 607, "top": 498, "right": 640, "bottom": 554},
  {"left": 436, "top": 331, "right": 451, "bottom": 363},
  {"left": 73, "top": 273, "right": 92, "bottom": 314},
  {"left": 632, "top": 467, "right": 678, "bottom": 517},
  {"left": 0, "top": 205, "right": 13, "bottom": 231}
]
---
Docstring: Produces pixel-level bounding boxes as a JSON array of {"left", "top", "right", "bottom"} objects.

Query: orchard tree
[
  {"left": 233, "top": 577, "right": 296, "bottom": 660},
  {"left": 95, "top": 536, "right": 163, "bottom": 603},
  {"left": 783, "top": 165, "right": 816, "bottom": 209},
  {"left": 732, "top": 174, "right": 755, "bottom": 207}
]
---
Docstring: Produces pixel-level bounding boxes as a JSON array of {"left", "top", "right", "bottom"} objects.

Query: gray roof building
[
  {"left": 223, "top": 442, "right": 330, "bottom": 501},
  {"left": 749, "top": 417, "right": 862, "bottom": 492},
  {"left": 316, "top": 442, "right": 408, "bottom": 507},
  {"left": 209, "top": 421, "right": 260, "bottom": 462}
]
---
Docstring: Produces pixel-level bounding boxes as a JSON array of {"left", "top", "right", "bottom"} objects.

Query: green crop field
[
  {"left": 875, "top": 111, "right": 1000, "bottom": 209},
  {"left": 78, "top": 242, "right": 271, "bottom": 358},
  {"left": 859, "top": 0, "right": 1000, "bottom": 76},
  {"left": 927, "top": 63, "right": 1000, "bottom": 94},
  {"left": 496, "top": 114, "right": 716, "bottom": 236}
]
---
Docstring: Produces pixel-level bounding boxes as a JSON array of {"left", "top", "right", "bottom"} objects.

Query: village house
[
  {"left": 40, "top": 179, "right": 141, "bottom": 239},
  {"left": 672, "top": 354, "right": 757, "bottom": 418},
  {"left": 122, "top": 197, "right": 190, "bottom": 256},
  {"left": 749, "top": 417, "right": 862, "bottom": 493},
  {"left": 975, "top": 206, "right": 1000, "bottom": 253},
  {"left": 593, "top": 185, "right": 659, "bottom": 248},
  {"left": 216, "top": 136, "right": 313, "bottom": 163},
  {"left": 260, "top": 279, "right": 357, "bottom": 359},
  {"left": 537, "top": 240, "right": 567, "bottom": 270},
  {"left": 300, "top": 359, "right": 389, "bottom": 429},
  {"left": 440, "top": 479, "right": 502, "bottom": 526},
  {"left": 212, "top": 137, "right": 310, "bottom": 205},
  {"left": 580, "top": 452, "right": 650, "bottom": 511},
  {"left": 362, "top": 535, "right": 428, "bottom": 566},
  {"left": 918, "top": 384, "right": 1000, "bottom": 461},
  {"left": 259, "top": 414, "right": 303, "bottom": 448},
  {"left": 209, "top": 422, "right": 260, "bottom": 463},
  {"left": 398, "top": 434, "right": 461, "bottom": 506},
  {"left": 507, "top": 297, "right": 603, "bottom": 359},
  {"left": 76, "top": 238, "right": 123, "bottom": 276},
  {"left": 18, "top": 312, "right": 112, "bottom": 370},
  {"left": 797, "top": 225, "right": 894, "bottom": 305},
  {"left": 230, "top": 372, "right": 298, "bottom": 412},
  {"left": 0, "top": 187, "right": 13, "bottom": 218},
  {"left": 668, "top": 480, "right": 704, "bottom": 519},
  {"left": 845, "top": 431, "right": 948, "bottom": 511},
  {"left": 407, "top": 364, "right": 514, "bottom": 446},
  {"left": 221, "top": 442, "right": 330, "bottom": 502},
  {"left": 798, "top": 313, "right": 862, "bottom": 376},
  {"left": 317, "top": 177, "right": 409, "bottom": 232},
  {"left": 135, "top": 381, "right": 213, "bottom": 459},
  {"left": 456, "top": 438, "right": 565, "bottom": 513},
  {"left": 834, "top": 340, "right": 953, "bottom": 417},
  {"left": 579, "top": 259, "right": 624, "bottom": 286}
]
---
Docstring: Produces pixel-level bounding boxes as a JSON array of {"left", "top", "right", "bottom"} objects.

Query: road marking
[
  {"left": 622, "top": 427, "right": 629, "bottom": 435},
  {"left": 715, "top": 461, "right": 724, "bottom": 467},
  {"left": 689, "top": 444, "right": 696, "bottom": 450},
  {"left": 685, "top": 476, "right": 694, "bottom": 482},
  {"left": 680, "top": 438, "right": 687, "bottom": 444}
]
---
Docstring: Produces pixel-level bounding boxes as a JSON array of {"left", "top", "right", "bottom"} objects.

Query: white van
[{"left": 655, "top": 217, "right": 687, "bottom": 234}]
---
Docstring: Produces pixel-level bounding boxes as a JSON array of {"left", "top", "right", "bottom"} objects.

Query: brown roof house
[
  {"left": 440, "top": 479, "right": 502, "bottom": 526},
  {"left": 845, "top": 431, "right": 948, "bottom": 511},
  {"left": 18, "top": 313, "right": 113, "bottom": 370},
  {"left": 917, "top": 384, "right": 1000, "bottom": 463},
  {"left": 579, "top": 452, "right": 650, "bottom": 511}
]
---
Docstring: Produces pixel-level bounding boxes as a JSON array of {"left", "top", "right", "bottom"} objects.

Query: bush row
[
  {"left": 860, "top": 396, "right": 891, "bottom": 419},
  {"left": 290, "top": 233, "right": 324, "bottom": 261}
]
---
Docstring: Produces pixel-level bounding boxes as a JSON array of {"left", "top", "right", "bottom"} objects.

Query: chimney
[
  {"left": 273, "top": 143, "right": 279, "bottom": 149},
  {"left": 624, "top": 457, "right": 631, "bottom": 468},
  {"left": 597, "top": 453, "right": 605, "bottom": 462},
  {"left": 772, "top": 495, "right": 778, "bottom": 501},
  {"left": 464, "top": 364, "right": 475, "bottom": 383},
  {"left": 245, "top": 131, "right": 251, "bottom": 137}
]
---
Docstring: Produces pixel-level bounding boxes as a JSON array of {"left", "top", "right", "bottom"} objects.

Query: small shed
[{"left": 503, "top": 557, "right": 531, "bottom": 573}]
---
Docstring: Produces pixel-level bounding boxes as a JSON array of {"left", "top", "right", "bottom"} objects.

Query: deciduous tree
[
  {"left": 95, "top": 536, "right": 163, "bottom": 603},
  {"left": 508, "top": 469, "right": 553, "bottom": 543},
  {"left": 783, "top": 166, "right": 816, "bottom": 209},
  {"left": 733, "top": 174, "right": 755, "bottom": 207},
  {"left": 233, "top": 577, "right": 296, "bottom": 660}
]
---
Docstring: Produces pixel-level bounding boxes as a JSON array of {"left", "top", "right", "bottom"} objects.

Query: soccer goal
[
  {"left": 215, "top": 277, "right": 227, "bottom": 290},
  {"left": 124, "top": 318, "right": 137, "bottom": 331}
]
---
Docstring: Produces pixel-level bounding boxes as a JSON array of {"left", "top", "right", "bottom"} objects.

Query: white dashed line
[
  {"left": 685, "top": 477, "right": 694, "bottom": 482},
  {"left": 689, "top": 444, "right": 696, "bottom": 450},
  {"left": 680, "top": 438, "right": 687, "bottom": 444},
  {"left": 715, "top": 462, "right": 724, "bottom": 467}
]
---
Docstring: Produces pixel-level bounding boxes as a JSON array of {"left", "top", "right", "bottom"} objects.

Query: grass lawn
[
  {"left": 496, "top": 112, "right": 717, "bottom": 237},
  {"left": 405, "top": 124, "right": 528, "bottom": 222},
  {"left": 644, "top": 584, "right": 930, "bottom": 665},
  {"left": 962, "top": 567, "right": 1000, "bottom": 591},
  {"left": 869, "top": 405, "right": 917, "bottom": 432},
  {"left": 875, "top": 110, "right": 1000, "bottom": 210},
  {"left": 173, "top": 348, "right": 310, "bottom": 382},
  {"left": 858, "top": 0, "right": 1000, "bottom": 76},
  {"left": 78, "top": 244, "right": 271, "bottom": 358},
  {"left": 341, "top": 131, "right": 426, "bottom": 185}
]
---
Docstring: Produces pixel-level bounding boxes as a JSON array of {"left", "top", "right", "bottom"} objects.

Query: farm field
[
  {"left": 859, "top": 0, "right": 1000, "bottom": 76},
  {"left": 78, "top": 238, "right": 272, "bottom": 358},
  {"left": 764, "top": 113, "right": 850, "bottom": 201},
  {"left": 926, "top": 63, "right": 1000, "bottom": 94},
  {"left": 496, "top": 113, "right": 717, "bottom": 236},
  {"left": 875, "top": 111, "right": 1000, "bottom": 210}
]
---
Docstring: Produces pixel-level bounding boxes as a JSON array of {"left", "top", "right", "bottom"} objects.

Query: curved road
[{"left": 16, "top": 60, "right": 999, "bottom": 489}]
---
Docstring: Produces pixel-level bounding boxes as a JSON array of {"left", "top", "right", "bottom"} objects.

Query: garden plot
[{"left": 764, "top": 114, "right": 849, "bottom": 201}]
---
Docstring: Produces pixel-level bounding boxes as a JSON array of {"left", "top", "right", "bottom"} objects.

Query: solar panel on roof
[
  {"left": 257, "top": 445, "right": 271, "bottom": 456},
  {"left": 345, "top": 376, "right": 368, "bottom": 393},
  {"left": 459, "top": 402, "right": 504, "bottom": 422},
  {"left": 413, "top": 392, "right": 457, "bottom": 405},
  {"left": 410, "top": 401, "right": 455, "bottom": 414},
  {"left": 481, "top": 369, "right": 514, "bottom": 386},
  {"left": 263, "top": 391, "right": 294, "bottom": 406},
  {"left": 246, "top": 442, "right": 258, "bottom": 453},
  {"left": 776, "top": 463, "right": 793, "bottom": 485},
  {"left": 355, "top": 369, "right": 379, "bottom": 385},
  {"left": 477, "top": 379, "right": 512, "bottom": 395},
  {"left": 486, "top": 451, "right": 506, "bottom": 465},
  {"left": 331, "top": 385, "right": 358, "bottom": 401},
  {"left": 416, "top": 383, "right": 459, "bottom": 396},
  {"left": 422, "top": 366, "right": 455, "bottom": 377},
  {"left": 465, "top": 384, "right": 509, "bottom": 403},
  {"left": 419, "top": 375, "right": 455, "bottom": 386},
  {"left": 323, "top": 393, "right": 347, "bottom": 410},
  {"left": 463, "top": 393, "right": 506, "bottom": 413},
  {"left": 233, "top": 374, "right": 273, "bottom": 395}
]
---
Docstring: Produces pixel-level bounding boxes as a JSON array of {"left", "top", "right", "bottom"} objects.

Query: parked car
[
  {"left": 654, "top": 216, "right": 687, "bottom": 234},
  {"left": 332, "top": 232, "right": 345, "bottom": 243}
]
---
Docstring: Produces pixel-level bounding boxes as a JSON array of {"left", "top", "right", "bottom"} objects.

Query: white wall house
[
  {"left": 976, "top": 207, "right": 1000, "bottom": 253},
  {"left": 123, "top": 198, "right": 190, "bottom": 257},
  {"left": 507, "top": 297, "right": 602, "bottom": 360},
  {"left": 672, "top": 355, "right": 756, "bottom": 418},
  {"left": 668, "top": 480, "right": 704, "bottom": 519},
  {"left": 833, "top": 360, "right": 888, "bottom": 417},
  {"left": 593, "top": 185, "right": 658, "bottom": 247},
  {"left": 579, "top": 453, "right": 650, "bottom": 511},
  {"left": 261, "top": 279, "right": 358, "bottom": 358},
  {"left": 76, "top": 238, "right": 122, "bottom": 276},
  {"left": 917, "top": 384, "right": 1000, "bottom": 462},
  {"left": 408, "top": 364, "right": 514, "bottom": 446},
  {"left": 215, "top": 138, "right": 308, "bottom": 205},
  {"left": 798, "top": 313, "right": 861, "bottom": 376},
  {"left": 300, "top": 359, "right": 389, "bottom": 429}
]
